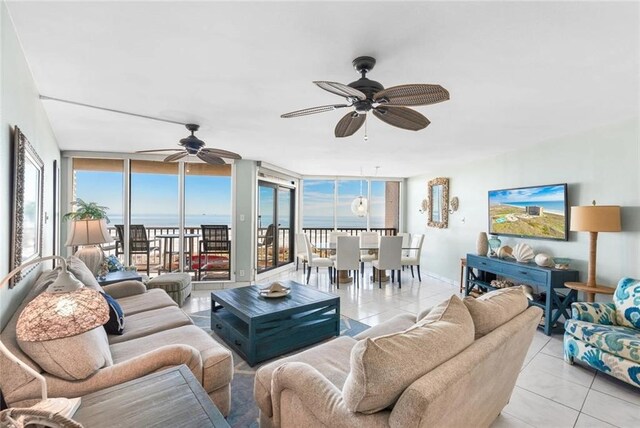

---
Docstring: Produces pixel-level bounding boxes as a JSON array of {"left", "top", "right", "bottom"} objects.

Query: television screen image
[{"left": 488, "top": 184, "right": 568, "bottom": 241}]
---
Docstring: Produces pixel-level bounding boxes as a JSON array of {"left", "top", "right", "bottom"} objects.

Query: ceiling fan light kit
[{"left": 281, "top": 56, "right": 449, "bottom": 138}]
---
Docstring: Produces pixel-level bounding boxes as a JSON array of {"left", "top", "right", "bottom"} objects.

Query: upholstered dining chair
[
  {"left": 401, "top": 234, "right": 425, "bottom": 282},
  {"left": 359, "top": 231, "right": 379, "bottom": 277},
  {"left": 397, "top": 232, "right": 411, "bottom": 259},
  {"left": 328, "top": 231, "right": 349, "bottom": 260},
  {"left": 334, "top": 236, "right": 361, "bottom": 288},
  {"left": 372, "top": 236, "right": 403, "bottom": 289},
  {"left": 304, "top": 234, "right": 334, "bottom": 285},
  {"left": 295, "top": 233, "right": 308, "bottom": 271}
]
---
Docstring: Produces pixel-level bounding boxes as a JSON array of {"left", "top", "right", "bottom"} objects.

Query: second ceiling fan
[{"left": 281, "top": 56, "right": 450, "bottom": 138}]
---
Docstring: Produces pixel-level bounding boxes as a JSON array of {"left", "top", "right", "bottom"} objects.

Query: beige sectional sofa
[
  {"left": 255, "top": 288, "right": 542, "bottom": 428},
  {"left": 0, "top": 258, "right": 234, "bottom": 416}
]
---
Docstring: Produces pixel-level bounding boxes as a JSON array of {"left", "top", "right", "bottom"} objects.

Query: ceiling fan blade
[
  {"left": 374, "top": 84, "right": 449, "bottom": 106},
  {"left": 281, "top": 104, "right": 349, "bottom": 118},
  {"left": 334, "top": 112, "right": 366, "bottom": 138},
  {"left": 200, "top": 148, "right": 242, "bottom": 159},
  {"left": 313, "top": 81, "right": 366, "bottom": 101},
  {"left": 197, "top": 151, "right": 226, "bottom": 165},
  {"left": 164, "top": 151, "right": 189, "bottom": 162},
  {"left": 135, "top": 148, "right": 182, "bottom": 153},
  {"left": 372, "top": 106, "right": 430, "bottom": 131}
]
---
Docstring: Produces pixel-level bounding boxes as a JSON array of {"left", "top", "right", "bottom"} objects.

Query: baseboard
[{"left": 423, "top": 269, "right": 458, "bottom": 287}]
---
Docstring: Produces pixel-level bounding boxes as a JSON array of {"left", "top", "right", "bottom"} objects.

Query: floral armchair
[{"left": 564, "top": 277, "right": 640, "bottom": 388}]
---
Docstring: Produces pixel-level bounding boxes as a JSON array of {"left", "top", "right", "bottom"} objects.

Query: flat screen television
[{"left": 488, "top": 183, "right": 568, "bottom": 241}]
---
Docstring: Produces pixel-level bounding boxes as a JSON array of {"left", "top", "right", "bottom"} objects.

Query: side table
[
  {"left": 97, "top": 270, "right": 142, "bottom": 286},
  {"left": 564, "top": 282, "right": 615, "bottom": 303},
  {"left": 73, "top": 365, "right": 229, "bottom": 427}
]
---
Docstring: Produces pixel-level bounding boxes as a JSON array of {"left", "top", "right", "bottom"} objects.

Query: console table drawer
[{"left": 500, "top": 264, "right": 548, "bottom": 284}]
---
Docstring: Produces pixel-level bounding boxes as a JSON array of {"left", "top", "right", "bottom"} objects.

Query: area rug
[{"left": 189, "top": 310, "right": 369, "bottom": 427}]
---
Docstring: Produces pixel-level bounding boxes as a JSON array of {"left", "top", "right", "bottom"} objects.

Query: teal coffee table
[{"left": 210, "top": 281, "right": 340, "bottom": 366}]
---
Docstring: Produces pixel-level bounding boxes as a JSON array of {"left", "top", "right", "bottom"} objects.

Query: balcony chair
[
  {"left": 401, "top": 234, "right": 425, "bottom": 282},
  {"left": 258, "top": 224, "right": 275, "bottom": 270},
  {"left": 564, "top": 277, "right": 640, "bottom": 388},
  {"left": 304, "top": 234, "right": 334, "bottom": 285},
  {"left": 372, "top": 236, "right": 403, "bottom": 289},
  {"left": 295, "top": 233, "right": 308, "bottom": 271},
  {"left": 198, "top": 225, "right": 231, "bottom": 281},
  {"left": 359, "top": 231, "right": 379, "bottom": 277},
  {"left": 334, "top": 236, "right": 360, "bottom": 288},
  {"left": 115, "top": 224, "right": 159, "bottom": 275}
]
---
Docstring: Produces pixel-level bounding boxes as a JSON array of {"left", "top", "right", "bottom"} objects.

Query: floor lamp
[
  {"left": 0, "top": 255, "right": 109, "bottom": 420},
  {"left": 569, "top": 203, "right": 621, "bottom": 302}
]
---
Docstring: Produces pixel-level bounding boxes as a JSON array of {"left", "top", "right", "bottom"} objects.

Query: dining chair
[
  {"left": 304, "top": 234, "right": 334, "bottom": 285},
  {"left": 115, "top": 224, "right": 159, "bottom": 275},
  {"left": 198, "top": 225, "right": 231, "bottom": 280},
  {"left": 295, "top": 233, "right": 308, "bottom": 271},
  {"left": 401, "top": 234, "right": 425, "bottom": 282},
  {"left": 334, "top": 236, "right": 360, "bottom": 288},
  {"left": 328, "top": 231, "right": 349, "bottom": 260},
  {"left": 397, "top": 232, "right": 411, "bottom": 260},
  {"left": 359, "top": 231, "right": 379, "bottom": 277},
  {"left": 372, "top": 236, "right": 403, "bottom": 289}
]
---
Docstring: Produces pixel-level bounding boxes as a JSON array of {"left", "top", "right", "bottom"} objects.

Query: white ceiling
[{"left": 6, "top": 1, "right": 639, "bottom": 177}]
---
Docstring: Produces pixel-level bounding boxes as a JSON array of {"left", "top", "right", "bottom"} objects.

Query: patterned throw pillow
[
  {"left": 106, "top": 255, "right": 124, "bottom": 272},
  {"left": 614, "top": 278, "right": 640, "bottom": 329},
  {"left": 101, "top": 292, "right": 125, "bottom": 335}
]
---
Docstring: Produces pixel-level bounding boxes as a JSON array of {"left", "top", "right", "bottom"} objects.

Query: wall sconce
[
  {"left": 449, "top": 196, "right": 459, "bottom": 214},
  {"left": 419, "top": 198, "right": 428, "bottom": 214}
]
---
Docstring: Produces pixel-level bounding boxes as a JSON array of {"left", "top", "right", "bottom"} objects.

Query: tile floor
[{"left": 183, "top": 267, "right": 639, "bottom": 428}]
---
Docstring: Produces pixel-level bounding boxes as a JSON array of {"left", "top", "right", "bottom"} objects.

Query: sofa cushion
[
  {"left": 342, "top": 295, "right": 475, "bottom": 414},
  {"left": 66, "top": 255, "right": 102, "bottom": 291},
  {"left": 108, "top": 306, "right": 192, "bottom": 344},
  {"left": 24, "top": 269, "right": 61, "bottom": 302},
  {"left": 18, "top": 326, "right": 112, "bottom": 381},
  {"left": 254, "top": 335, "right": 357, "bottom": 418},
  {"left": 110, "top": 324, "right": 233, "bottom": 392},
  {"left": 565, "top": 319, "right": 640, "bottom": 363},
  {"left": 613, "top": 277, "right": 640, "bottom": 329},
  {"left": 101, "top": 292, "right": 125, "bottom": 335},
  {"left": 463, "top": 286, "right": 529, "bottom": 339},
  {"left": 116, "top": 288, "right": 178, "bottom": 316}
]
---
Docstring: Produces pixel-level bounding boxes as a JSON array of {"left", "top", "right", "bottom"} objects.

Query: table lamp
[
  {"left": 570, "top": 202, "right": 621, "bottom": 302},
  {"left": 65, "top": 219, "right": 113, "bottom": 275},
  {"left": 0, "top": 255, "right": 109, "bottom": 418}
]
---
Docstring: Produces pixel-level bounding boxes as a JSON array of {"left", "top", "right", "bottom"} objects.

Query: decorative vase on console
[
  {"left": 476, "top": 232, "right": 489, "bottom": 256},
  {"left": 488, "top": 236, "right": 502, "bottom": 257}
]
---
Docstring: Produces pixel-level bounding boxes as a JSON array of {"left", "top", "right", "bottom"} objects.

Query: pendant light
[{"left": 350, "top": 168, "right": 369, "bottom": 217}]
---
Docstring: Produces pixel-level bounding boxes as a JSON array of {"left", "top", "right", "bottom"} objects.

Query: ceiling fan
[
  {"left": 136, "top": 124, "right": 242, "bottom": 165},
  {"left": 281, "top": 56, "right": 450, "bottom": 138}
]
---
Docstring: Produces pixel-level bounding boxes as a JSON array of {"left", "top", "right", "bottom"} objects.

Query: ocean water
[{"left": 492, "top": 201, "right": 566, "bottom": 215}]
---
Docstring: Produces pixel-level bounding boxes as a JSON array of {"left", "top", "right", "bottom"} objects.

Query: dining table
[
  {"left": 156, "top": 232, "right": 201, "bottom": 272},
  {"left": 314, "top": 241, "right": 419, "bottom": 284}
]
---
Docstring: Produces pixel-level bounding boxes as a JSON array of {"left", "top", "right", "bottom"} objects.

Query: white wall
[
  {"left": 1, "top": 2, "right": 60, "bottom": 330},
  {"left": 406, "top": 119, "right": 640, "bottom": 295}
]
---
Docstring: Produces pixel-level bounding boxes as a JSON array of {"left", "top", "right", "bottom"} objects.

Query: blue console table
[{"left": 465, "top": 254, "right": 579, "bottom": 335}]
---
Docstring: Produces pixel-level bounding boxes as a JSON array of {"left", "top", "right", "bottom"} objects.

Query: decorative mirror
[
  {"left": 427, "top": 177, "right": 449, "bottom": 228},
  {"left": 10, "top": 126, "right": 44, "bottom": 287}
]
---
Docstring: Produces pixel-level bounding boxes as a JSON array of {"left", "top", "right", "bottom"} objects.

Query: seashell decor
[
  {"left": 534, "top": 253, "right": 554, "bottom": 267},
  {"left": 513, "top": 243, "right": 535, "bottom": 263},
  {"left": 497, "top": 245, "right": 513, "bottom": 259}
]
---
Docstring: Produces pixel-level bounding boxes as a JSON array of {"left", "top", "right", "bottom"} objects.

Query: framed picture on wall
[{"left": 10, "top": 126, "right": 44, "bottom": 287}]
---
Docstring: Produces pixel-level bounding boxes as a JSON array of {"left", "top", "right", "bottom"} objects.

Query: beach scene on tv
[{"left": 489, "top": 184, "right": 566, "bottom": 239}]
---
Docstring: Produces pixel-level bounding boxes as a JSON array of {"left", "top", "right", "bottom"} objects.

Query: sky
[{"left": 489, "top": 184, "right": 566, "bottom": 204}]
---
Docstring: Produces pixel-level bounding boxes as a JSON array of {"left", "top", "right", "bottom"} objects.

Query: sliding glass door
[{"left": 257, "top": 181, "right": 294, "bottom": 273}]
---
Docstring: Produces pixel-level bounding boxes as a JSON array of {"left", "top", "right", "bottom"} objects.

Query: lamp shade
[
  {"left": 16, "top": 288, "right": 109, "bottom": 342},
  {"left": 65, "top": 219, "right": 113, "bottom": 246},
  {"left": 570, "top": 206, "right": 621, "bottom": 232}
]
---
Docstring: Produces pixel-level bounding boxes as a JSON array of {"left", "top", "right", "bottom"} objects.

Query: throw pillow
[
  {"left": 17, "top": 326, "right": 113, "bottom": 381},
  {"left": 101, "top": 292, "right": 125, "bottom": 335},
  {"left": 25, "top": 268, "right": 62, "bottom": 303},
  {"left": 613, "top": 277, "right": 640, "bottom": 329},
  {"left": 463, "top": 286, "right": 529, "bottom": 339},
  {"left": 342, "top": 295, "right": 475, "bottom": 414},
  {"left": 106, "top": 255, "right": 124, "bottom": 272},
  {"left": 66, "top": 256, "right": 102, "bottom": 291}
]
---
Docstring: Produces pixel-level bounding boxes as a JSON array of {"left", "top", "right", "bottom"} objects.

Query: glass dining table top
[{"left": 314, "top": 242, "right": 418, "bottom": 250}]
